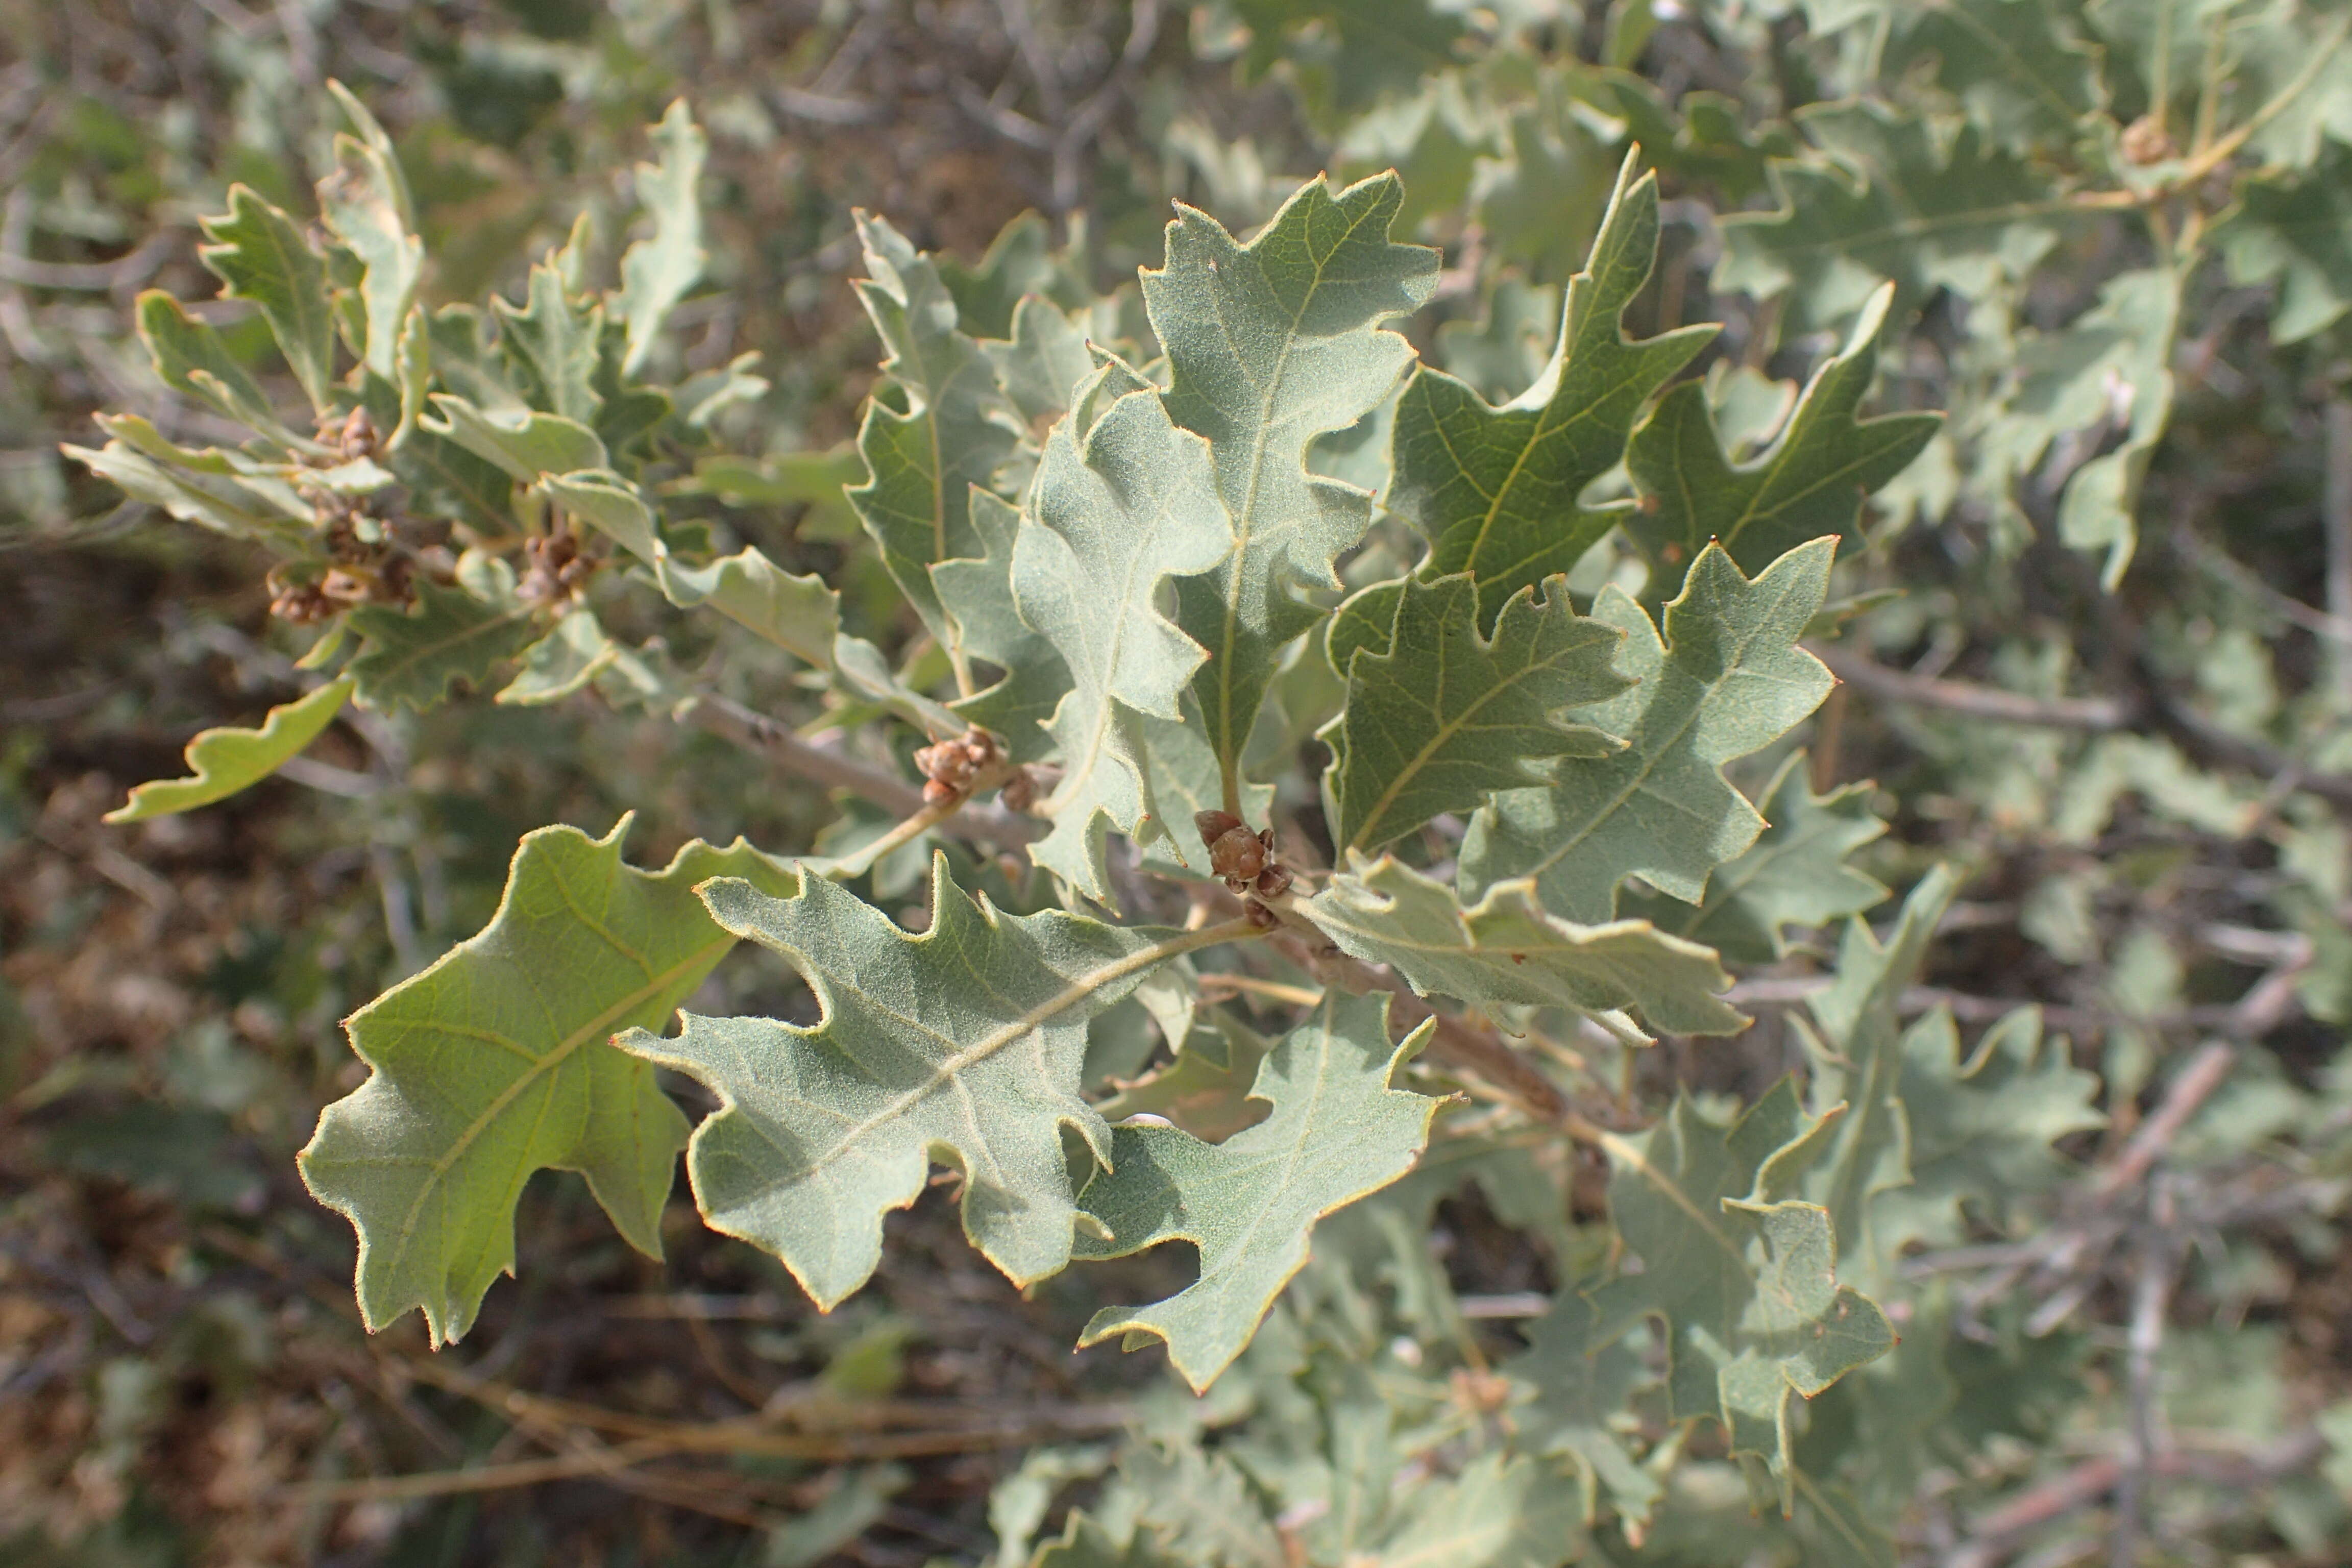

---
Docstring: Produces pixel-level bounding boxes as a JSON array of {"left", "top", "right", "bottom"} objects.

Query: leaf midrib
[{"left": 383, "top": 932, "right": 729, "bottom": 1273}]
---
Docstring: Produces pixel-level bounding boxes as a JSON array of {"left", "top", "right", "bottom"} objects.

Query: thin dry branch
[{"left": 1808, "top": 643, "right": 2133, "bottom": 731}]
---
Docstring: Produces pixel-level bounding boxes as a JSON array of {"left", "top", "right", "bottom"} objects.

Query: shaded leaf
[
  {"left": 1717, "top": 101, "right": 2072, "bottom": 336},
  {"left": 1325, "top": 573, "right": 1628, "bottom": 854},
  {"left": 1370, "top": 1452, "right": 1587, "bottom": 1568},
  {"left": 497, "top": 610, "right": 618, "bottom": 705},
  {"left": 346, "top": 579, "right": 537, "bottom": 714},
  {"left": 2223, "top": 150, "right": 2352, "bottom": 343},
  {"left": 298, "top": 821, "right": 795, "bottom": 1343},
  {"left": 847, "top": 212, "right": 1023, "bottom": 646},
  {"left": 1619, "top": 750, "right": 1889, "bottom": 965},
  {"left": 1506, "top": 1291, "right": 1663, "bottom": 1527},
  {"left": 933, "top": 489, "right": 1069, "bottom": 763},
  {"left": 1588, "top": 1079, "right": 1896, "bottom": 1506},
  {"left": 1624, "top": 284, "right": 1938, "bottom": 575}
]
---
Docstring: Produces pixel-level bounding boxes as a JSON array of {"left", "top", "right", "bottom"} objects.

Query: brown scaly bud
[
  {"left": 999, "top": 766, "right": 1038, "bottom": 814},
  {"left": 337, "top": 405, "right": 380, "bottom": 461},
  {"left": 268, "top": 581, "right": 336, "bottom": 624},
  {"left": 1254, "top": 862, "right": 1293, "bottom": 899},
  {"left": 1197, "top": 811, "right": 1277, "bottom": 893},
  {"left": 914, "top": 728, "right": 1004, "bottom": 807}
]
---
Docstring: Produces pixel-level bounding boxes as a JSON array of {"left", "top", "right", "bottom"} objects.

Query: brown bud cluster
[
  {"left": 519, "top": 529, "right": 595, "bottom": 607},
  {"left": 914, "top": 729, "right": 1003, "bottom": 806},
  {"left": 273, "top": 407, "right": 428, "bottom": 623},
  {"left": 1194, "top": 811, "right": 1292, "bottom": 899},
  {"left": 325, "top": 405, "right": 382, "bottom": 462}
]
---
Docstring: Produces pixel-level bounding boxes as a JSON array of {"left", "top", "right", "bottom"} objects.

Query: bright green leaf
[
  {"left": 615, "top": 100, "right": 707, "bottom": 375},
  {"left": 317, "top": 130, "right": 423, "bottom": 380},
  {"left": 105, "top": 678, "right": 354, "bottom": 822},
  {"left": 494, "top": 264, "right": 604, "bottom": 424},
  {"left": 298, "top": 820, "right": 796, "bottom": 1344},
  {"left": 423, "top": 394, "right": 608, "bottom": 480},
  {"left": 1624, "top": 283, "right": 1939, "bottom": 575},
  {"left": 1391, "top": 157, "right": 1713, "bottom": 626}
]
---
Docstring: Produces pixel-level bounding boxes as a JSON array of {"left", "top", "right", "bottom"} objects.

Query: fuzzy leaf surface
[
  {"left": 1325, "top": 573, "right": 1627, "bottom": 854},
  {"left": 615, "top": 100, "right": 707, "bottom": 375},
  {"left": 1302, "top": 854, "right": 1743, "bottom": 1036},
  {"left": 1369, "top": 1453, "right": 1588, "bottom": 1568},
  {"left": 494, "top": 265, "right": 604, "bottom": 425},
  {"left": 1014, "top": 379, "right": 1234, "bottom": 903},
  {"left": 1149, "top": 174, "right": 1439, "bottom": 797},
  {"left": 1389, "top": 159, "right": 1712, "bottom": 627},
  {"left": 106, "top": 678, "right": 353, "bottom": 822},
  {"left": 317, "top": 129, "right": 422, "bottom": 380},
  {"left": 1619, "top": 750, "right": 1889, "bottom": 965},
  {"left": 1625, "top": 284, "right": 1937, "bottom": 575},
  {"left": 1506, "top": 1292, "right": 1663, "bottom": 1527},
  {"left": 933, "top": 490, "right": 1069, "bottom": 763},
  {"left": 198, "top": 185, "right": 337, "bottom": 412},
  {"left": 1797, "top": 867, "right": 1961, "bottom": 1283},
  {"left": 1461, "top": 539, "right": 1837, "bottom": 922},
  {"left": 847, "top": 212, "right": 1022, "bottom": 645},
  {"left": 346, "top": 580, "right": 536, "bottom": 714},
  {"left": 546, "top": 471, "right": 840, "bottom": 668},
  {"left": 298, "top": 822, "right": 794, "bottom": 1344},
  {"left": 1073, "top": 993, "right": 1439, "bottom": 1390},
  {"left": 133, "top": 291, "right": 306, "bottom": 445},
  {"left": 618, "top": 863, "right": 1243, "bottom": 1309},
  {"left": 1588, "top": 1080, "right": 1896, "bottom": 1504},
  {"left": 1716, "top": 101, "right": 2071, "bottom": 336}
]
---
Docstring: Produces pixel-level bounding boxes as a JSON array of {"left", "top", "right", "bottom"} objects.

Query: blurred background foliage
[{"left": 5, "top": 1, "right": 2352, "bottom": 1565}]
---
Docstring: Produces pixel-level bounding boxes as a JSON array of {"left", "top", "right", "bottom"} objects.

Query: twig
[
  {"left": 1808, "top": 643, "right": 2132, "bottom": 731},
  {"left": 683, "top": 692, "right": 1040, "bottom": 850},
  {"left": 2326, "top": 397, "right": 2352, "bottom": 706},
  {"left": 1947, "top": 1428, "right": 2326, "bottom": 1568},
  {"left": 2111, "top": 1191, "right": 2177, "bottom": 1568},
  {"left": 2092, "top": 1042, "right": 2236, "bottom": 1201}
]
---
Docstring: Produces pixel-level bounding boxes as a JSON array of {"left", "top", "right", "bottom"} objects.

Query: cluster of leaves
[{"left": 42, "top": 0, "right": 2352, "bottom": 1563}]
